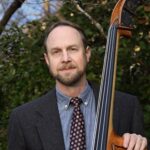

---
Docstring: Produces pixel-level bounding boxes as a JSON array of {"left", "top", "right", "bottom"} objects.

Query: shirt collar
[{"left": 56, "top": 82, "right": 92, "bottom": 110}]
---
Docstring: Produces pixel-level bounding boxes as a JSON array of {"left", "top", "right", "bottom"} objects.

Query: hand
[{"left": 123, "top": 133, "right": 147, "bottom": 150}]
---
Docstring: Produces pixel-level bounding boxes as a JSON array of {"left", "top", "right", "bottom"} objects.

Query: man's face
[{"left": 44, "top": 26, "right": 91, "bottom": 86}]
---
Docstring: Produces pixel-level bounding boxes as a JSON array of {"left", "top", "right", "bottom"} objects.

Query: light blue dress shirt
[{"left": 56, "top": 83, "right": 96, "bottom": 150}]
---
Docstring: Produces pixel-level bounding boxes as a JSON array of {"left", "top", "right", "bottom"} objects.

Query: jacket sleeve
[
  {"left": 131, "top": 96, "right": 145, "bottom": 135},
  {"left": 113, "top": 92, "right": 145, "bottom": 136},
  {"left": 8, "top": 109, "right": 26, "bottom": 150}
]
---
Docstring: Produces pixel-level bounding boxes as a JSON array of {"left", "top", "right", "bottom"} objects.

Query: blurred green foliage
[{"left": 0, "top": 0, "right": 149, "bottom": 149}]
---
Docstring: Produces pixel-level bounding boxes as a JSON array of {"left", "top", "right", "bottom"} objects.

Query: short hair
[{"left": 43, "top": 21, "right": 88, "bottom": 51}]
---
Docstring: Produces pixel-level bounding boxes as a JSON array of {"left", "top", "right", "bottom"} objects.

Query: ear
[
  {"left": 85, "top": 46, "right": 91, "bottom": 63},
  {"left": 44, "top": 53, "right": 50, "bottom": 66}
]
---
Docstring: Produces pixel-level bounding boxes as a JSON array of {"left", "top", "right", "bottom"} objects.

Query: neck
[{"left": 56, "top": 78, "right": 88, "bottom": 97}]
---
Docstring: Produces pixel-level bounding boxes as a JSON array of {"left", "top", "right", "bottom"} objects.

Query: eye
[
  {"left": 51, "top": 49, "right": 61, "bottom": 55},
  {"left": 69, "top": 47, "right": 78, "bottom": 51},
  {"left": 53, "top": 50, "right": 59, "bottom": 53}
]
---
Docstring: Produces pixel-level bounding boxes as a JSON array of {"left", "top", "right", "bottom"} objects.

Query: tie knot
[{"left": 70, "top": 97, "right": 82, "bottom": 106}]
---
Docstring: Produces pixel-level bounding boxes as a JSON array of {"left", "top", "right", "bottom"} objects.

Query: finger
[
  {"left": 140, "top": 137, "right": 147, "bottom": 150},
  {"left": 123, "top": 133, "right": 130, "bottom": 148},
  {"left": 134, "top": 135, "right": 142, "bottom": 150},
  {"left": 127, "top": 134, "right": 137, "bottom": 150}
]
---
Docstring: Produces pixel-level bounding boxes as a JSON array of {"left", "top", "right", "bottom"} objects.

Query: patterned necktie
[{"left": 70, "top": 97, "right": 86, "bottom": 150}]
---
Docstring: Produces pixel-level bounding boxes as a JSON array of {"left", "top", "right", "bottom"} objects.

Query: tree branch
[
  {"left": 0, "top": 0, "right": 25, "bottom": 35},
  {"left": 72, "top": 0, "right": 106, "bottom": 39}
]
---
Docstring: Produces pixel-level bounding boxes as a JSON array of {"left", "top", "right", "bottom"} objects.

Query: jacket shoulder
[
  {"left": 11, "top": 88, "right": 56, "bottom": 115},
  {"left": 115, "top": 90, "right": 139, "bottom": 106}
]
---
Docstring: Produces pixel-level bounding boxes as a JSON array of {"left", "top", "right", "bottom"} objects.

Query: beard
[
  {"left": 49, "top": 62, "right": 87, "bottom": 86},
  {"left": 55, "top": 70, "right": 85, "bottom": 86}
]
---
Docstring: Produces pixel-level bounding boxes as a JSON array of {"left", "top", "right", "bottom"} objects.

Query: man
[{"left": 8, "top": 21, "right": 147, "bottom": 150}]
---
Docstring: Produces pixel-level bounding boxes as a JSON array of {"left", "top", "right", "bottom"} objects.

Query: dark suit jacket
[{"left": 8, "top": 83, "right": 144, "bottom": 150}]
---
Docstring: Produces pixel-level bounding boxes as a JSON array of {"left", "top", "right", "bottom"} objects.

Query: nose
[{"left": 62, "top": 50, "right": 71, "bottom": 62}]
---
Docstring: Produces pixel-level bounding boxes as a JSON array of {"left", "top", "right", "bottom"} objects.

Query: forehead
[{"left": 46, "top": 26, "right": 83, "bottom": 46}]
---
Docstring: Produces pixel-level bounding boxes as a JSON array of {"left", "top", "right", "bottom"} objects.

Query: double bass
[{"left": 91, "top": 0, "right": 144, "bottom": 149}]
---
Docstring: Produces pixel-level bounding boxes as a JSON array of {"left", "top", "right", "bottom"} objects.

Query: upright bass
[{"left": 91, "top": 0, "right": 144, "bottom": 149}]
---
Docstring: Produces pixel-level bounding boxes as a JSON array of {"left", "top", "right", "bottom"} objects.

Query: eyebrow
[
  {"left": 49, "top": 44, "right": 79, "bottom": 51},
  {"left": 67, "top": 45, "right": 79, "bottom": 48},
  {"left": 48, "top": 47, "right": 61, "bottom": 52}
]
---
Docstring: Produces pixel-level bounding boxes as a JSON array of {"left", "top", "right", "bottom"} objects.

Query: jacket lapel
[
  {"left": 89, "top": 81, "right": 99, "bottom": 105},
  {"left": 35, "top": 89, "right": 65, "bottom": 150}
]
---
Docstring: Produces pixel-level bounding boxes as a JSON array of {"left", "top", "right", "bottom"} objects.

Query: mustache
[{"left": 58, "top": 63, "right": 76, "bottom": 70}]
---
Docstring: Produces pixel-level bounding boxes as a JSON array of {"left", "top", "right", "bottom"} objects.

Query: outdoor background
[{"left": 0, "top": 0, "right": 150, "bottom": 149}]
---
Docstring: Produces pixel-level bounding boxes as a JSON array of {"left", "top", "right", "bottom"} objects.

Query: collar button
[
  {"left": 64, "top": 105, "right": 68, "bottom": 109},
  {"left": 84, "top": 101, "right": 88, "bottom": 106}
]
